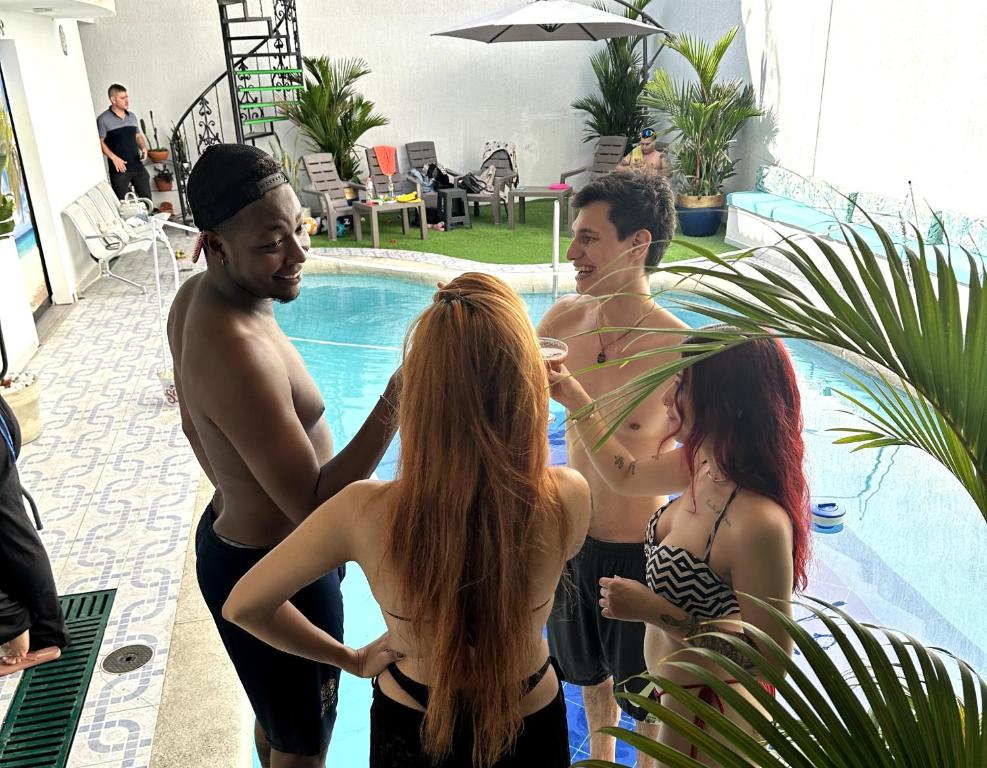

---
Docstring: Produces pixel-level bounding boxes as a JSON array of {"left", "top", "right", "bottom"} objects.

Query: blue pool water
[{"left": 259, "top": 272, "right": 986, "bottom": 767}]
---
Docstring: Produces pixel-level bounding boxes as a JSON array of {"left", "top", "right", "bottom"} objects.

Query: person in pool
[
  {"left": 223, "top": 272, "right": 592, "bottom": 768},
  {"left": 167, "top": 143, "right": 401, "bottom": 767},
  {"left": 537, "top": 169, "right": 686, "bottom": 766},
  {"left": 549, "top": 328, "right": 812, "bottom": 765}
]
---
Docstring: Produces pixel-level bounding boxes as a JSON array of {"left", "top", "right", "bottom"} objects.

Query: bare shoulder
[
  {"left": 550, "top": 465, "right": 590, "bottom": 503},
  {"left": 631, "top": 298, "right": 689, "bottom": 353},
  {"left": 644, "top": 299, "right": 689, "bottom": 332},
  {"left": 549, "top": 466, "right": 591, "bottom": 547},
  {"left": 728, "top": 492, "right": 793, "bottom": 551},
  {"left": 320, "top": 479, "right": 389, "bottom": 520},
  {"left": 537, "top": 293, "right": 594, "bottom": 336}
]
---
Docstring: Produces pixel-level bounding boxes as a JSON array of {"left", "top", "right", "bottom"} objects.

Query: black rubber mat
[{"left": 0, "top": 589, "right": 116, "bottom": 768}]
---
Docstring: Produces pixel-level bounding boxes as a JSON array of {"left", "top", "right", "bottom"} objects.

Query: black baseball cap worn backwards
[{"left": 186, "top": 143, "right": 289, "bottom": 231}]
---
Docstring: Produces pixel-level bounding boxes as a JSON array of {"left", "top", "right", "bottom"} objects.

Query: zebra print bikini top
[{"left": 644, "top": 486, "right": 742, "bottom": 621}]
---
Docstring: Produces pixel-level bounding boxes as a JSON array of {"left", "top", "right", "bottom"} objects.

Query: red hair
[{"left": 676, "top": 330, "right": 811, "bottom": 591}]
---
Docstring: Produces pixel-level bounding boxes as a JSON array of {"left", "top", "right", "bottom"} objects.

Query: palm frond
[
  {"left": 278, "top": 55, "right": 388, "bottom": 181},
  {"left": 584, "top": 219, "right": 987, "bottom": 520},
  {"left": 572, "top": 597, "right": 986, "bottom": 767}
]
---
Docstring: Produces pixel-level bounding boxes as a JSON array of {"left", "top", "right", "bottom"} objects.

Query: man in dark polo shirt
[{"left": 97, "top": 83, "right": 151, "bottom": 201}]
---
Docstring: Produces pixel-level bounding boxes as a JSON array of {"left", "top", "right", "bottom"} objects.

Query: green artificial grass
[{"left": 311, "top": 198, "right": 733, "bottom": 265}]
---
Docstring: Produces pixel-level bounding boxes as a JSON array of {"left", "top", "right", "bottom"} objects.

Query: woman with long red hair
[
  {"left": 549, "top": 327, "right": 810, "bottom": 765},
  {"left": 223, "top": 272, "right": 590, "bottom": 768}
]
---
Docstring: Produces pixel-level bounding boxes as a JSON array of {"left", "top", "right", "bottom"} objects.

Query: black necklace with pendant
[{"left": 595, "top": 303, "right": 654, "bottom": 364}]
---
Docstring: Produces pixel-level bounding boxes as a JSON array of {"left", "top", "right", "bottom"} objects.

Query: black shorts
[
  {"left": 195, "top": 505, "right": 344, "bottom": 756},
  {"left": 369, "top": 678, "right": 570, "bottom": 767},
  {"left": 547, "top": 536, "right": 651, "bottom": 721}
]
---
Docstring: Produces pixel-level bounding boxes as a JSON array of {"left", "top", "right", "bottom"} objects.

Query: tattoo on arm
[
  {"left": 629, "top": 461, "right": 636, "bottom": 475},
  {"left": 613, "top": 455, "right": 625, "bottom": 470}
]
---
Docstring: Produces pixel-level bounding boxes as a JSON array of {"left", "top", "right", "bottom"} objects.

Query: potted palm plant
[
  {"left": 571, "top": 0, "right": 651, "bottom": 147},
  {"left": 278, "top": 56, "right": 389, "bottom": 183},
  {"left": 641, "top": 26, "right": 762, "bottom": 237},
  {"left": 572, "top": 221, "right": 987, "bottom": 764}
]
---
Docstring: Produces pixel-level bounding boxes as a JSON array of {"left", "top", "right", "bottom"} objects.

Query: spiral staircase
[{"left": 169, "top": 0, "right": 302, "bottom": 222}]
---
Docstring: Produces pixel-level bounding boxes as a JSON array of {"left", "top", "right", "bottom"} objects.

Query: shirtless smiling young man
[
  {"left": 168, "top": 145, "right": 400, "bottom": 767},
  {"left": 539, "top": 170, "right": 687, "bottom": 765}
]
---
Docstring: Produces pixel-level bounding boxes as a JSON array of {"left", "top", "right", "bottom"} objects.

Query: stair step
[
  {"left": 218, "top": 0, "right": 245, "bottom": 6},
  {"left": 223, "top": 16, "right": 270, "bottom": 23},
  {"left": 234, "top": 52, "right": 301, "bottom": 58},
  {"left": 243, "top": 115, "right": 290, "bottom": 127},
  {"left": 235, "top": 68, "right": 302, "bottom": 76},
  {"left": 236, "top": 100, "right": 300, "bottom": 109},
  {"left": 228, "top": 34, "right": 288, "bottom": 41},
  {"left": 238, "top": 84, "right": 304, "bottom": 93},
  {"left": 243, "top": 130, "right": 277, "bottom": 141}
]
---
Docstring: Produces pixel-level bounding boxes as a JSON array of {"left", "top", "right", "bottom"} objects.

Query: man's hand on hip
[{"left": 112, "top": 156, "right": 127, "bottom": 173}]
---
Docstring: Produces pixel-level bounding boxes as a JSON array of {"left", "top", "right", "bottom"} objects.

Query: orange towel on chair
[{"left": 374, "top": 145, "right": 398, "bottom": 177}]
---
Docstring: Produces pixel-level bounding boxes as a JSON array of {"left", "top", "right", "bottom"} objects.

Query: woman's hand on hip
[{"left": 345, "top": 632, "right": 404, "bottom": 678}]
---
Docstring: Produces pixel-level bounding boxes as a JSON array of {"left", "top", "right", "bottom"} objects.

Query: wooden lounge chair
[
  {"left": 302, "top": 153, "right": 362, "bottom": 241},
  {"left": 559, "top": 135, "right": 628, "bottom": 185}
]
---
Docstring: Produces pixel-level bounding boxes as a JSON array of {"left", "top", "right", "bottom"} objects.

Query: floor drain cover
[{"left": 102, "top": 644, "right": 153, "bottom": 674}]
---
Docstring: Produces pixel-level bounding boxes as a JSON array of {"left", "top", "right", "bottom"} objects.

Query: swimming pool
[{"left": 265, "top": 272, "right": 986, "bottom": 767}]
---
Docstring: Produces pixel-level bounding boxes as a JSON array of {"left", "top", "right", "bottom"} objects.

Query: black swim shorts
[
  {"left": 547, "top": 536, "right": 652, "bottom": 721},
  {"left": 195, "top": 504, "right": 344, "bottom": 756}
]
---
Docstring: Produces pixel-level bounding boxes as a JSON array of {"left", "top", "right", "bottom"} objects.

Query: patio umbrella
[
  {"left": 433, "top": 0, "right": 660, "bottom": 43},
  {"left": 435, "top": 1, "right": 670, "bottom": 294}
]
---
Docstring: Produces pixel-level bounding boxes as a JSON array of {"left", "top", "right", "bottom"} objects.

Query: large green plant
[
  {"left": 641, "top": 26, "right": 761, "bottom": 197},
  {"left": 576, "top": 596, "right": 986, "bottom": 767},
  {"left": 572, "top": 222, "right": 987, "bottom": 763},
  {"left": 279, "top": 56, "right": 389, "bottom": 182},
  {"left": 571, "top": 0, "right": 651, "bottom": 146}
]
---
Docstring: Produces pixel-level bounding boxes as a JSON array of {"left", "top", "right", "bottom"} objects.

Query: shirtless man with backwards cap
[{"left": 167, "top": 144, "right": 401, "bottom": 767}]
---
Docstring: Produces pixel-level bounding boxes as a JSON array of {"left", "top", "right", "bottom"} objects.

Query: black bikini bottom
[{"left": 369, "top": 659, "right": 570, "bottom": 767}]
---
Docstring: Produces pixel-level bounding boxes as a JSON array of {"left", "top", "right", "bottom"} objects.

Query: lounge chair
[
  {"left": 365, "top": 147, "right": 436, "bottom": 208},
  {"left": 301, "top": 153, "right": 362, "bottom": 241},
  {"left": 461, "top": 148, "right": 518, "bottom": 225},
  {"left": 559, "top": 135, "right": 628, "bottom": 185}
]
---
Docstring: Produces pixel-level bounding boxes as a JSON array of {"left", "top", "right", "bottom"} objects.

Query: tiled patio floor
[{"left": 0, "top": 242, "right": 873, "bottom": 768}]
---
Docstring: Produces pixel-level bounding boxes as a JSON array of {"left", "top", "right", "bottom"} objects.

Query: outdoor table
[
  {"left": 352, "top": 199, "right": 427, "bottom": 249},
  {"left": 507, "top": 185, "right": 574, "bottom": 232},
  {"left": 438, "top": 187, "right": 471, "bottom": 229}
]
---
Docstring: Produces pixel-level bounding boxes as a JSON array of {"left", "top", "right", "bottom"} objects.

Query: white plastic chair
[
  {"left": 89, "top": 182, "right": 175, "bottom": 258},
  {"left": 63, "top": 200, "right": 153, "bottom": 294}
]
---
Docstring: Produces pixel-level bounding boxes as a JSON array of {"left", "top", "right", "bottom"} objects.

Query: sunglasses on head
[{"left": 640, "top": 129, "right": 656, "bottom": 139}]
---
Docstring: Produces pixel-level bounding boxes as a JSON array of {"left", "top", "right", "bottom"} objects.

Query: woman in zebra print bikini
[{"left": 548, "top": 327, "right": 811, "bottom": 765}]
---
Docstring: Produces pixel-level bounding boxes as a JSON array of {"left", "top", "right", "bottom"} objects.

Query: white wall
[
  {"left": 78, "top": 0, "right": 619, "bottom": 189},
  {"left": 650, "top": 0, "right": 987, "bottom": 211},
  {"left": 0, "top": 11, "right": 109, "bottom": 304}
]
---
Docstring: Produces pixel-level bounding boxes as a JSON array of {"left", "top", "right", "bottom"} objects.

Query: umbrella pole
[{"left": 552, "top": 199, "right": 560, "bottom": 299}]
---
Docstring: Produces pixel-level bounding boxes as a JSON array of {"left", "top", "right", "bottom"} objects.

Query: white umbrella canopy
[{"left": 433, "top": 0, "right": 659, "bottom": 43}]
